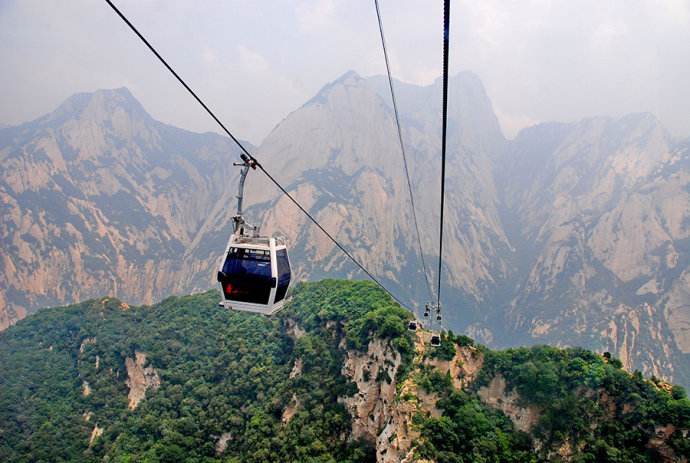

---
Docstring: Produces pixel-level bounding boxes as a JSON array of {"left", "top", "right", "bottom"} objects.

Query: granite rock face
[
  {"left": 0, "top": 87, "right": 246, "bottom": 329},
  {"left": 1, "top": 74, "right": 689, "bottom": 386}
]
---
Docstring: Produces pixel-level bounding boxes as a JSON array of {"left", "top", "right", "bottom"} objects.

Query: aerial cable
[
  {"left": 436, "top": 0, "right": 451, "bottom": 317},
  {"left": 104, "top": 0, "right": 408, "bottom": 308},
  {"left": 373, "top": 0, "right": 435, "bottom": 305}
]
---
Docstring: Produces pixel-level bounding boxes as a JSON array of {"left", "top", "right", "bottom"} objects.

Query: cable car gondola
[
  {"left": 108, "top": 0, "right": 455, "bottom": 336},
  {"left": 424, "top": 302, "right": 442, "bottom": 347},
  {"left": 217, "top": 154, "right": 291, "bottom": 315}
]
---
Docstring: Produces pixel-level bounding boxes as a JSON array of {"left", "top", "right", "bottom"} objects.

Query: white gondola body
[{"left": 217, "top": 233, "right": 291, "bottom": 316}]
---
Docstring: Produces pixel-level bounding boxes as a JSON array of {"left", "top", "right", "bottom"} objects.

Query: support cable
[
  {"left": 436, "top": 0, "right": 451, "bottom": 315},
  {"left": 373, "top": 0, "right": 435, "bottom": 305},
  {"left": 104, "top": 0, "right": 407, "bottom": 308}
]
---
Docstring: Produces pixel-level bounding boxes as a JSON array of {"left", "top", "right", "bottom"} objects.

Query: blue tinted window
[
  {"left": 220, "top": 247, "right": 272, "bottom": 304},
  {"left": 223, "top": 248, "right": 272, "bottom": 277},
  {"left": 274, "top": 249, "right": 291, "bottom": 302}
]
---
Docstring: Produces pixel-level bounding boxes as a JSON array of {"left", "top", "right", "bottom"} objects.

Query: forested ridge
[{"left": 0, "top": 280, "right": 688, "bottom": 462}]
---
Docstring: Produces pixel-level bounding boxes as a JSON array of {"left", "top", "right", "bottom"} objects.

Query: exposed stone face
[
  {"left": 377, "top": 333, "right": 447, "bottom": 463},
  {"left": 477, "top": 375, "right": 540, "bottom": 433},
  {"left": 281, "top": 393, "right": 301, "bottom": 424},
  {"left": 285, "top": 319, "right": 306, "bottom": 341},
  {"left": 339, "top": 338, "right": 402, "bottom": 451},
  {"left": 423, "top": 341, "right": 484, "bottom": 390},
  {"left": 338, "top": 332, "right": 690, "bottom": 463},
  {"left": 646, "top": 425, "right": 688, "bottom": 463},
  {"left": 339, "top": 332, "right": 487, "bottom": 463},
  {"left": 3, "top": 75, "right": 690, "bottom": 388},
  {"left": 499, "top": 120, "right": 690, "bottom": 385},
  {"left": 0, "top": 88, "right": 246, "bottom": 330},
  {"left": 89, "top": 425, "right": 103, "bottom": 446},
  {"left": 666, "top": 270, "right": 690, "bottom": 353},
  {"left": 125, "top": 351, "right": 160, "bottom": 410},
  {"left": 79, "top": 337, "right": 96, "bottom": 354},
  {"left": 340, "top": 334, "right": 685, "bottom": 463},
  {"left": 215, "top": 432, "right": 232, "bottom": 456},
  {"left": 289, "top": 357, "right": 303, "bottom": 379}
]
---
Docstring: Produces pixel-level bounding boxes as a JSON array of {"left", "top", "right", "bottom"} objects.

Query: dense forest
[{"left": 1, "top": 280, "right": 688, "bottom": 462}]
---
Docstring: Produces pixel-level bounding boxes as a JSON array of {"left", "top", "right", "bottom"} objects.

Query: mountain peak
[
  {"left": 333, "top": 69, "right": 362, "bottom": 84},
  {"left": 304, "top": 70, "right": 364, "bottom": 107},
  {"left": 46, "top": 87, "right": 151, "bottom": 126},
  {"left": 617, "top": 111, "right": 661, "bottom": 131}
]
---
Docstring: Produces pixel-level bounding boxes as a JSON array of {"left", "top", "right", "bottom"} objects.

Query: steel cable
[{"left": 373, "top": 0, "right": 436, "bottom": 305}]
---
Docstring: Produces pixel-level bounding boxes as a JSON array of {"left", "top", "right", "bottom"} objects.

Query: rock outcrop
[
  {"left": 89, "top": 425, "right": 103, "bottom": 446},
  {"left": 340, "top": 332, "right": 489, "bottom": 462},
  {"left": 423, "top": 340, "right": 484, "bottom": 390},
  {"left": 125, "top": 351, "right": 160, "bottom": 410},
  {"left": 340, "top": 331, "right": 687, "bottom": 463},
  {"left": 281, "top": 393, "right": 301, "bottom": 424},
  {"left": 215, "top": 432, "right": 232, "bottom": 456},
  {"left": 477, "top": 375, "right": 540, "bottom": 432},
  {"left": 339, "top": 339, "right": 402, "bottom": 449}
]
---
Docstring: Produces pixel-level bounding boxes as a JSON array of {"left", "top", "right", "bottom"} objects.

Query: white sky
[{"left": 1, "top": 0, "right": 689, "bottom": 143}]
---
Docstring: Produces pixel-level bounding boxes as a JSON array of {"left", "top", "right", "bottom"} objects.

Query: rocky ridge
[
  {"left": 0, "top": 88, "right": 245, "bottom": 330},
  {"left": 2, "top": 73, "right": 690, "bottom": 389}
]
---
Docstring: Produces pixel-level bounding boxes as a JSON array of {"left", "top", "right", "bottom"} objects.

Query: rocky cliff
[
  {"left": 0, "top": 88, "right": 246, "bottom": 330},
  {"left": 2, "top": 72, "right": 689, "bottom": 387},
  {"left": 496, "top": 116, "right": 690, "bottom": 385},
  {"left": 251, "top": 72, "right": 690, "bottom": 386}
]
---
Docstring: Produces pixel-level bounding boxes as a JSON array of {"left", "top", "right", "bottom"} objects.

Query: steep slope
[
  {"left": 498, "top": 115, "right": 690, "bottom": 385},
  {"left": 0, "top": 88, "right": 246, "bottom": 329},
  {"left": 243, "top": 71, "right": 509, "bottom": 320},
  {"left": 2, "top": 73, "right": 690, "bottom": 389},
  {"left": 0, "top": 280, "right": 688, "bottom": 462},
  {"left": 0, "top": 72, "right": 509, "bottom": 330},
  {"left": 250, "top": 71, "right": 690, "bottom": 387}
]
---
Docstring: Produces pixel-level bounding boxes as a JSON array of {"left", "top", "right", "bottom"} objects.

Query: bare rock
[
  {"left": 215, "top": 432, "right": 232, "bottom": 455},
  {"left": 79, "top": 337, "right": 96, "bottom": 354},
  {"left": 125, "top": 351, "right": 160, "bottom": 410},
  {"left": 285, "top": 319, "right": 306, "bottom": 341},
  {"left": 289, "top": 358, "right": 303, "bottom": 379},
  {"left": 423, "top": 340, "right": 484, "bottom": 390},
  {"left": 82, "top": 380, "right": 91, "bottom": 397},
  {"left": 646, "top": 424, "right": 689, "bottom": 463},
  {"left": 89, "top": 424, "right": 103, "bottom": 446},
  {"left": 281, "top": 393, "right": 301, "bottom": 424},
  {"left": 339, "top": 338, "right": 402, "bottom": 462},
  {"left": 478, "top": 375, "right": 540, "bottom": 433}
]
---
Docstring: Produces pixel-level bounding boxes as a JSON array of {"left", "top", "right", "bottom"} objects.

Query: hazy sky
[{"left": 1, "top": 0, "right": 689, "bottom": 143}]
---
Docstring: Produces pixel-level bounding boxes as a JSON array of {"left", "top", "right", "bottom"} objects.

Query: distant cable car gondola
[
  {"left": 217, "top": 154, "right": 291, "bottom": 315},
  {"left": 424, "top": 302, "right": 442, "bottom": 347},
  {"left": 408, "top": 320, "right": 418, "bottom": 331}
]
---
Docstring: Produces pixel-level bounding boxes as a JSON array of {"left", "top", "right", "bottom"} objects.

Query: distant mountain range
[{"left": 1, "top": 71, "right": 689, "bottom": 387}]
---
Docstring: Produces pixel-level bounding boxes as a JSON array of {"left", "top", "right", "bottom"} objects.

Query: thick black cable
[
  {"left": 437, "top": 0, "right": 450, "bottom": 312},
  {"left": 373, "top": 0, "right": 435, "bottom": 304},
  {"left": 104, "top": 0, "right": 407, "bottom": 308}
]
